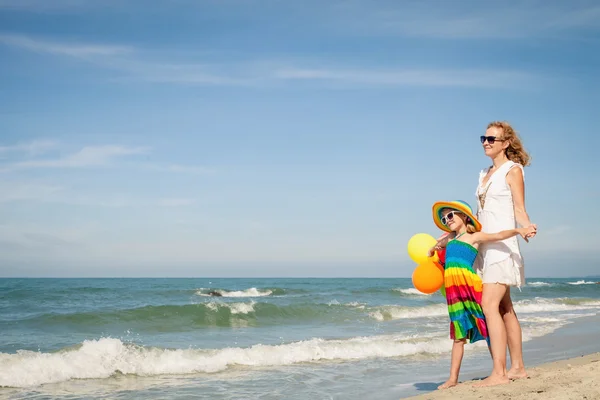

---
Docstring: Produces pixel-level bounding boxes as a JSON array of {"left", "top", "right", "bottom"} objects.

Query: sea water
[{"left": 1, "top": 278, "right": 599, "bottom": 399}]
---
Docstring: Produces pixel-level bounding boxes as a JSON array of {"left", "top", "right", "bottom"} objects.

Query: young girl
[{"left": 428, "top": 200, "right": 535, "bottom": 390}]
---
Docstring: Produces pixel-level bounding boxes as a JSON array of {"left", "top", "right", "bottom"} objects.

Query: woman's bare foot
[
  {"left": 438, "top": 379, "right": 458, "bottom": 390},
  {"left": 472, "top": 373, "right": 510, "bottom": 387},
  {"left": 507, "top": 367, "right": 528, "bottom": 380}
]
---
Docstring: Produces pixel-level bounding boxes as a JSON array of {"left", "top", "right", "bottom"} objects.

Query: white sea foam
[
  {"left": 567, "top": 280, "right": 597, "bottom": 285},
  {"left": 1, "top": 319, "right": 573, "bottom": 389},
  {"left": 521, "top": 321, "right": 567, "bottom": 341},
  {"left": 527, "top": 281, "right": 553, "bottom": 287},
  {"left": 369, "top": 304, "right": 448, "bottom": 321},
  {"left": 4, "top": 296, "right": 596, "bottom": 388},
  {"left": 520, "top": 313, "right": 596, "bottom": 324},
  {"left": 394, "top": 288, "right": 431, "bottom": 296},
  {"left": 368, "top": 298, "right": 600, "bottom": 322},
  {"left": 345, "top": 302, "right": 366, "bottom": 309},
  {"left": 0, "top": 334, "right": 455, "bottom": 388},
  {"left": 204, "top": 301, "right": 256, "bottom": 315},
  {"left": 196, "top": 288, "right": 273, "bottom": 297},
  {"left": 514, "top": 298, "right": 600, "bottom": 313}
]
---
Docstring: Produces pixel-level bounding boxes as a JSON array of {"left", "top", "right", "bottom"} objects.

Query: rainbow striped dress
[{"left": 444, "top": 237, "right": 488, "bottom": 343}]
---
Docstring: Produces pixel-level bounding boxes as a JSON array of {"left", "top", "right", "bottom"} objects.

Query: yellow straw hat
[{"left": 432, "top": 200, "right": 482, "bottom": 232}]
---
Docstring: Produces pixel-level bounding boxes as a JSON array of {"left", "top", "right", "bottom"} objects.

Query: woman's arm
[{"left": 506, "top": 166, "right": 536, "bottom": 232}]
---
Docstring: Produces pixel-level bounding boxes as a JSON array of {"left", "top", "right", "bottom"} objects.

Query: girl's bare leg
[{"left": 439, "top": 339, "right": 466, "bottom": 389}]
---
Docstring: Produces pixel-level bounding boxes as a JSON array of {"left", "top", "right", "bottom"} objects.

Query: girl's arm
[
  {"left": 427, "top": 232, "right": 455, "bottom": 256},
  {"left": 437, "top": 232, "right": 455, "bottom": 247},
  {"left": 470, "top": 226, "right": 536, "bottom": 245},
  {"left": 506, "top": 166, "right": 537, "bottom": 237}
]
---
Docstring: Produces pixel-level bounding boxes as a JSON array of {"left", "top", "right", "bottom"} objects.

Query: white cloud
[
  {"left": 144, "top": 163, "right": 214, "bottom": 175},
  {"left": 0, "top": 0, "right": 133, "bottom": 13},
  {"left": 0, "top": 180, "right": 198, "bottom": 209},
  {"left": 0, "top": 139, "right": 56, "bottom": 156},
  {"left": 0, "top": 222, "right": 85, "bottom": 242},
  {"left": 156, "top": 198, "right": 196, "bottom": 207},
  {"left": 0, "top": 182, "right": 63, "bottom": 203},
  {"left": 327, "top": 1, "right": 600, "bottom": 39},
  {"left": 0, "top": 34, "right": 244, "bottom": 85},
  {"left": 120, "top": 62, "right": 253, "bottom": 86},
  {"left": 8, "top": 145, "right": 149, "bottom": 170},
  {"left": 274, "top": 67, "right": 535, "bottom": 88},
  {"left": 0, "top": 34, "right": 131, "bottom": 58},
  {"left": 0, "top": 141, "right": 214, "bottom": 175},
  {"left": 0, "top": 34, "right": 542, "bottom": 88}
]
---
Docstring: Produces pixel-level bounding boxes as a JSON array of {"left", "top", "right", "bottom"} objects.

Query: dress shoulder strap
[
  {"left": 489, "top": 160, "right": 523, "bottom": 182},
  {"left": 496, "top": 160, "right": 515, "bottom": 174},
  {"left": 506, "top": 161, "right": 525, "bottom": 180}
]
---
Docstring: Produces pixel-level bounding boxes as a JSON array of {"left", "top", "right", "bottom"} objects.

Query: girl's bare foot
[
  {"left": 438, "top": 379, "right": 458, "bottom": 390},
  {"left": 472, "top": 373, "right": 510, "bottom": 387},
  {"left": 507, "top": 367, "right": 528, "bottom": 380}
]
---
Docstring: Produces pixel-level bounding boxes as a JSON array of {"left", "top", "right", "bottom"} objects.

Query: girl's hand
[
  {"left": 428, "top": 247, "right": 436, "bottom": 257},
  {"left": 519, "top": 225, "right": 537, "bottom": 240},
  {"left": 428, "top": 244, "right": 443, "bottom": 257}
]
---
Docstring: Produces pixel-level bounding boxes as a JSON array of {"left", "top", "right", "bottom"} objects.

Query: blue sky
[{"left": 0, "top": 0, "right": 598, "bottom": 277}]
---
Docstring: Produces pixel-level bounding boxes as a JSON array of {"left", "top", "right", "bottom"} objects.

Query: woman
[{"left": 473, "top": 121, "right": 537, "bottom": 387}]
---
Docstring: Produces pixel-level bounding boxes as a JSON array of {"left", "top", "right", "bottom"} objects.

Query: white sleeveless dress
[{"left": 473, "top": 160, "right": 525, "bottom": 288}]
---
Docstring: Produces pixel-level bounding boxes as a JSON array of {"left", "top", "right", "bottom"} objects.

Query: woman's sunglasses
[
  {"left": 441, "top": 211, "right": 462, "bottom": 226},
  {"left": 480, "top": 136, "right": 506, "bottom": 144}
]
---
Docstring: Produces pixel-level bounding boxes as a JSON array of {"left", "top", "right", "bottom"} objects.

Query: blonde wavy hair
[{"left": 487, "top": 121, "right": 531, "bottom": 166}]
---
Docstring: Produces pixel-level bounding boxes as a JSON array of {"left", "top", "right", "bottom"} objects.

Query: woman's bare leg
[
  {"left": 473, "top": 283, "right": 510, "bottom": 387},
  {"left": 501, "top": 288, "right": 527, "bottom": 379}
]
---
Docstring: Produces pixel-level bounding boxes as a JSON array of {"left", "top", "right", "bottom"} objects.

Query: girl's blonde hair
[{"left": 487, "top": 121, "right": 531, "bottom": 166}]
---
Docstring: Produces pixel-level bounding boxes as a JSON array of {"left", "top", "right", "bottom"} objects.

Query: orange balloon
[{"left": 412, "top": 260, "right": 444, "bottom": 294}]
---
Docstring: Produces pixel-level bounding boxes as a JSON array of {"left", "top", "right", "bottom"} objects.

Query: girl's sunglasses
[
  {"left": 480, "top": 136, "right": 506, "bottom": 144},
  {"left": 441, "top": 210, "right": 461, "bottom": 226}
]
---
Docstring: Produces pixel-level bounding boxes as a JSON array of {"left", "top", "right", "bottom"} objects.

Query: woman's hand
[
  {"left": 527, "top": 223, "right": 537, "bottom": 239},
  {"left": 518, "top": 225, "right": 537, "bottom": 240}
]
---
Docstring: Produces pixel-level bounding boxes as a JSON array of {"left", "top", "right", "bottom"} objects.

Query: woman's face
[{"left": 481, "top": 126, "right": 507, "bottom": 158}]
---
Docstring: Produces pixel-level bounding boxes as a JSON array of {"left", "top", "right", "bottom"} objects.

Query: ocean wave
[
  {"left": 0, "top": 334, "right": 455, "bottom": 388},
  {"left": 195, "top": 287, "right": 286, "bottom": 297},
  {"left": 527, "top": 281, "right": 554, "bottom": 287},
  {"left": 567, "top": 280, "right": 598, "bottom": 285},
  {"left": 392, "top": 288, "right": 433, "bottom": 296},
  {"left": 367, "top": 297, "right": 600, "bottom": 321},
  {"left": 515, "top": 298, "right": 600, "bottom": 313},
  {"left": 12, "top": 296, "right": 600, "bottom": 332},
  {"left": 1, "top": 309, "right": 576, "bottom": 390},
  {"left": 16, "top": 301, "right": 366, "bottom": 329},
  {"left": 369, "top": 304, "right": 447, "bottom": 321}
]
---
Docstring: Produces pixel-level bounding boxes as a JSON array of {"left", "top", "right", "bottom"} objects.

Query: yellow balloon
[{"left": 407, "top": 233, "right": 438, "bottom": 264}]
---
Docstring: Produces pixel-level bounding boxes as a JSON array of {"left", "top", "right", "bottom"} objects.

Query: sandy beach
[{"left": 405, "top": 352, "right": 600, "bottom": 400}]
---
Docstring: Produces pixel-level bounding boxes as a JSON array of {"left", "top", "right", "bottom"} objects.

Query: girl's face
[{"left": 441, "top": 209, "right": 464, "bottom": 231}]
